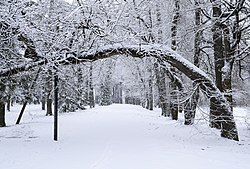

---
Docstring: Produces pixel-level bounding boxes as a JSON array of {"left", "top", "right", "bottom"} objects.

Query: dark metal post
[
  {"left": 54, "top": 69, "right": 58, "bottom": 141},
  {"left": 16, "top": 101, "right": 28, "bottom": 124}
]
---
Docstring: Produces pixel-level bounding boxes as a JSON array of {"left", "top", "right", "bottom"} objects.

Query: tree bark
[
  {"left": 89, "top": 62, "right": 95, "bottom": 108},
  {"left": 210, "top": 0, "right": 238, "bottom": 129},
  {"left": 46, "top": 69, "right": 53, "bottom": 116},
  {"left": 0, "top": 102, "right": 5, "bottom": 127},
  {"left": 184, "top": 89, "right": 199, "bottom": 125},
  {"left": 7, "top": 95, "right": 11, "bottom": 112},
  {"left": 0, "top": 82, "right": 6, "bottom": 127},
  {"left": 99, "top": 61, "right": 113, "bottom": 106},
  {"left": 170, "top": 0, "right": 181, "bottom": 120},
  {"left": 221, "top": 23, "right": 234, "bottom": 110},
  {"left": 210, "top": 0, "right": 224, "bottom": 129},
  {"left": 154, "top": 63, "right": 168, "bottom": 116},
  {"left": 155, "top": 2, "right": 168, "bottom": 116},
  {"left": 46, "top": 98, "right": 52, "bottom": 116},
  {"left": 184, "top": 0, "right": 202, "bottom": 125},
  {"left": 77, "top": 66, "right": 85, "bottom": 108},
  {"left": 148, "top": 78, "right": 153, "bottom": 111},
  {"left": 41, "top": 95, "right": 45, "bottom": 110}
]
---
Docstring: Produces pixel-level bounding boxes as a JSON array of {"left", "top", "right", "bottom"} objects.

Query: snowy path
[{"left": 0, "top": 104, "right": 250, "bottom": 169}]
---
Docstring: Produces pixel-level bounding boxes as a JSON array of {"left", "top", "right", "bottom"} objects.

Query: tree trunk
[
  {"left": 146, "top": 91, "right": 149, "bottom": 110},
  {"left": 170, "top": 87, "right": 178, "bottom": 120},
  {"left": 136, "top": 63, "right": 147, "bottom": 108},
  {"left": 99, "top": 61, "right": 113, "bottom": 106},
  {"left": 41, "top": 95, "right": 45, "bottom": 110},
  {"left": 7, "top": 95, "right": 11, "bottom": 112},
  {"left": 155, "top": 63, "right": 168, "bottom": 116},
  {"left": 170, "top": 0, "right": 181, "bottom": 120},
  {"left": 210, "top": 0, "right": 224, "bottom": 129},
  {"left": 46, "top": 98, "right": 52, "bottom": 116},
  {"left": 46, "top": 69, "right": 53, "bottom": 116},
  {"left": 171, "top": 0, "right": 180, "bottom": 51},
  {"left": 77, "top": 66, "right": 85, "bottom": 107},
  {"left": 184, "top": 0, "right": 201, "bottom": 125},
  {"left": 155, "top": 2, "right": 168, "bottom": 116},
  {"left": 0, "top": 82, "right": 6, "bottom": 127},
  {"left": 221, "top": 23, "right": 234, "bottom": 110},
  {"left": 89, "top": 62, "right": 95, "bottom": 108},
  {"left": 184, "top": 89, "right": 199, "bottom": 125},
  {"left": 0, "top": 102, "right": 5, "bottom": 127},
  {"left": 148, "top": 78, "right": 153, "bottom": 111},
  {"left": 210, "top": 0, "right": 236, "bottom": 129}
]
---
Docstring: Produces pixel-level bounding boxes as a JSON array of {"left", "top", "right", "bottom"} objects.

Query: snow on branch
[{"left": 0, "top": 43, "right": 239, "bottom": 140}]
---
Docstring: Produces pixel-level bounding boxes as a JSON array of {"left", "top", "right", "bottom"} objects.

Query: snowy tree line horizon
[{"left": 0, "top": 0, "right": 250, "bottom": 141}]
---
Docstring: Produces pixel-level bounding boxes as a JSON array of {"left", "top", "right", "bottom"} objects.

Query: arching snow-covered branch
[
  {"left": 81, "top": 44, "right": 239, "bottom": 140},
  {"left": 0, "top": 44, "right": 239, "bottom": 140}
]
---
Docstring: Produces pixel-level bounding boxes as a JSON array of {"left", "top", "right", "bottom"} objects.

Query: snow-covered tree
[{"left": 2, "top": 0, "right": 249, "bottom": 141}]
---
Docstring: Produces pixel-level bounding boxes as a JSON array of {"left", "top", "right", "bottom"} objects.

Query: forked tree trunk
[{"left": 210, "top": 0, "right": 236, "bottom": 129}]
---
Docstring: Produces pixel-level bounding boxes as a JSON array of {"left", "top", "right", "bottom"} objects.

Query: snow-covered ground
[{"left": 0, "top": 104, "right": 250, "bottom": 169}]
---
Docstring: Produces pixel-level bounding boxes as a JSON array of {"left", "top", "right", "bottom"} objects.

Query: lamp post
[{"left": 54, "top": 68, "right": 58, "bottom": 141}]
